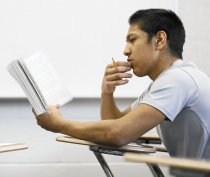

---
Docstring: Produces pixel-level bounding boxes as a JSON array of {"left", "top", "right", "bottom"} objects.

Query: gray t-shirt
[{"left": 131, "top": 59, "right": 210, "bottom": 159}]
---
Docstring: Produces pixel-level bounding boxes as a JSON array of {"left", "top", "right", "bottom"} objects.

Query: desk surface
[
  {"left": 56, "top": 136, "right": 156, "bottom": 153},
  {"left": 0, "top": 143, "right": 28, "bottom": 153},
  {"left": 124, "top": 153, "right": 210, "bottom": 172}
]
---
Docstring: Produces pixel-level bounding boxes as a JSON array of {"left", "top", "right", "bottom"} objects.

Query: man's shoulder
[{"left": 154, "top": 66, "right": 197, "bottom": 90}]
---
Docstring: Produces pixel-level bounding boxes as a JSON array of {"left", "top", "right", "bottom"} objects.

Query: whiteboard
[{"left": 0, "top": 0, "right": 177, "bottom": 98}]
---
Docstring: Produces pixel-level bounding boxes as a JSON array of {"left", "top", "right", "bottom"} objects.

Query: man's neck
[{"left": 148, "top": 56, "right": 179, "bottom": 81}]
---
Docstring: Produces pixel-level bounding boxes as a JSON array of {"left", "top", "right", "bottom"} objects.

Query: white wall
[
  {"left": 0, "top": 0, "right": 176, "bottom": 98},
  {"left": 2, "top": 0, "right": 210, "bottom": 98},
  {"left": 179, "top": 0, "right": 210, "bottom": 76}
]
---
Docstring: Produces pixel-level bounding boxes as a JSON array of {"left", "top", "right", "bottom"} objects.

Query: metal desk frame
[{"left": 89, "top": 145, "right": 165, "bottom": 177}]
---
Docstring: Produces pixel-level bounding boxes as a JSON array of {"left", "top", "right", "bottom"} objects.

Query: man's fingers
[
  {"left": 115, "top": 61, "right": 131, "bottom": 67},
  {"left": 56, "top": 104, "right": 61, "bottom": 109},
  {"left": 107, "top": 61, "right": 131, "bottom": 69},
  {"left": 32, "top": 108, "right": 37, "bottom": 117},
  {"left": 105, "top": 66, "right": 131, "bottom": 75},
  {"left": 106, "top": 73, "right": 133, "bottom": 81},
  {"left": 107, "top": 80, "right": 130, "bottom": 86}
]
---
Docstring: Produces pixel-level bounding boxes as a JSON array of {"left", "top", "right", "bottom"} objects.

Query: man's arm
[
  {"left": 100, "top": 93, "right": 131, "bottom": 119},
  {"left": 100, "top": 61, "right": 132, "bottom": 120},
  {"left": 34, "top": 103, "right": 165, "bottom": 146}
]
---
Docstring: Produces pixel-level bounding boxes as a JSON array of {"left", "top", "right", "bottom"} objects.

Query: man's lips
[
  {"left": 127, "top": 58, "right": 133, "bottom": 62},
  {"left": 127, "top": 58, "right": 134, "bottom": 68}
]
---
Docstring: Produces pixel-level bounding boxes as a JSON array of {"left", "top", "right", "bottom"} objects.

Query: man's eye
[{"left": 129, "top": 38, "right": 136, "bottom": 42}]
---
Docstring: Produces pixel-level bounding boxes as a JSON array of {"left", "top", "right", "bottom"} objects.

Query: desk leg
[
  {"left": 92, "top": 151, "right": 114, "bottom": 177},
  {"left": 147, "top": 164, "right": 165, "bottom": 177}
]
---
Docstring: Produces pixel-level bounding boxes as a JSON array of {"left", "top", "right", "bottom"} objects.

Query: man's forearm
[
  {"left": 60, "top": 118, "right": 125, "bottom": 146},
  {"left": 100, "top": 93, "right": 124, "bottom": 120}
]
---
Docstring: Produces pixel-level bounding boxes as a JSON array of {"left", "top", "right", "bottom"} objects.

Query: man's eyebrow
[{"left": 126, "top": 33, "right": 137, "bottom": 41}]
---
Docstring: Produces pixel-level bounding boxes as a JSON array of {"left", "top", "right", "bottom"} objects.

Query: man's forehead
[
  {"left": 126, "top": 24, "right": 145, "bottom": 37},
  {"left": 128, "top": 24, "right": 140, "bottom": 31}
]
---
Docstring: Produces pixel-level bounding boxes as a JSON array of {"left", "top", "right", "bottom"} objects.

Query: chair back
[{"left": 157, "top": 109, "right": 210, "bottom": 159}]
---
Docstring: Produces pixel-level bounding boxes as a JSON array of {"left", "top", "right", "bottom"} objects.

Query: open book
[{"left": 7, "top": 51, "right": 73, "bottom": 115}]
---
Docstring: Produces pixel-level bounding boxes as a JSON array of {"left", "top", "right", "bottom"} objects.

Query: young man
[{"left": 33, "top": 9, "right": 210, "bottom": 161}]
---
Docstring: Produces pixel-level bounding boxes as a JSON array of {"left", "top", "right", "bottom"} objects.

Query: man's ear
[{"left": 155, "top": 31, "right": 167, "bottom": 50}]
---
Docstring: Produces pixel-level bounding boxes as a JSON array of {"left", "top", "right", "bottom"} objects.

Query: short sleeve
[
  {"left": 140, "top": 69, "right": 198, "bottom": 121},
  {"left": 131, "top": 84, "right": 152, "bottom": 110}
]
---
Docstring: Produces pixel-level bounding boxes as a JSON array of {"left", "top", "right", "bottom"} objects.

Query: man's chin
[{"left": 133, "top": 69, "right": 145, "bottom": 77}]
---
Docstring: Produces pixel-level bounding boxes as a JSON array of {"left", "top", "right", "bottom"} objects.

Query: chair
[{"left": 122, "top": 111, "right": 210, "bottom": 177}]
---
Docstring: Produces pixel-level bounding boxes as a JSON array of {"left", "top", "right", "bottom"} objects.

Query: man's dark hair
[{"left": 129, "top": 9, "right": 185, "bottom": 59}]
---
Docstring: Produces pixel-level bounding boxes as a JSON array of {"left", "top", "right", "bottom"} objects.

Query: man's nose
[{"left": 123, "top": 44, "right": 131, "bottom": 56}]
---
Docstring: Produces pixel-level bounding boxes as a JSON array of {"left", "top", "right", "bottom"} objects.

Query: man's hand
[
  {"left": 32, "top": 105, "right": 65, "bottom": 133},
  {"left": 101, "top": 61, "right": 132, "bottom": 95}
]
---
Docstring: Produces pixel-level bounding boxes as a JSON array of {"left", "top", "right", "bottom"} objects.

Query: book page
[
  {"left": 7, "top": 60, "right": 47, "bottom": 114},
  {"left": 20, "top": 51, "right": 73, "bottom": 108}
]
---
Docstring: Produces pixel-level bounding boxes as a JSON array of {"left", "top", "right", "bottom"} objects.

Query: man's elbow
[{"left": 105, "top": 129, "right": 129, "bottom": 147}]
